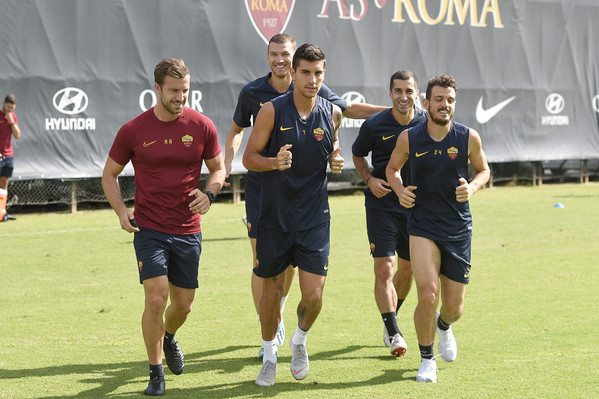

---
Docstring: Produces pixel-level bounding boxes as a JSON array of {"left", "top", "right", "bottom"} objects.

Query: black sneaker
[
  {"left": 2, "top": 213, "right": 15, "bottom": 222},
  {"left": 163, "top": 339, "right": 184, "bottom": 375},
  {"left": 143, "top": 375, "right": 165, "bottom": 396}
]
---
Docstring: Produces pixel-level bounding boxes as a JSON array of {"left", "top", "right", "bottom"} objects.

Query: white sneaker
[
  {"left": 389, "top": 333, "right": 407, "bottom": 357},
  {"left": 436, "top": 312, "right": 457, "bottom": 362},
  {"left": 416, "top": 358, "right": 438, "bottom": 383},
  {"left": 275, "top": 319, "right": 285, "bottom": 347},
  {"left": 255, "top": 360, "right": 277, "bottom": 386},
  {"left": 289, "top": 335, "right": 309, "bottom": 380},
  {"left": 383, "top": 326, "right": 391, "bottom": 348}
]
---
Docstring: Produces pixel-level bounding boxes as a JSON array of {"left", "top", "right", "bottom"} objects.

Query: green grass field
[{"left": 2, "top": 183, "right": 598, "bottom": 398}]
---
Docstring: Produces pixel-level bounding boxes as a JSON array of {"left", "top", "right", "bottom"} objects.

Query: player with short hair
[
  {"left": 386, "top": 75, "right": 490, "bottom": 383},
  {"left": 224, "top": 33, "right": 387, "bottom": 358},
  {"left": 243, "top": 43, "right": 344, "bottom": 386},
  {"left": 0, "top": 94, "right": 22, "bottom": 221},
  {"left": 102, "top": 58, "right": 226, "bottom": 396},
  {"left": 352, "top": 70, "right": 427, "bottom": 358}
]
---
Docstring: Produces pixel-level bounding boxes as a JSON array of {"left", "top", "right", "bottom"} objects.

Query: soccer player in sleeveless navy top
[
  {"left": 223, "top": 34, "right": 387, "bottom": 358},
  {"left": 352, "top": 70, "right": 427, "bottom": 359},
  {"left": 386, "top": 75, "right": 490, "bottom": 383},
  {"left": 243, "top": 44, "right": 343, "bottom": 387}
]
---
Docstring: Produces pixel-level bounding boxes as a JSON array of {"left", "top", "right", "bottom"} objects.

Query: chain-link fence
[{"left": 4, "top": 160, "right": 598, "bottom": 211}]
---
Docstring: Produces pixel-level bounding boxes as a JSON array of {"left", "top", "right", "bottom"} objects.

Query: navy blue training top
[
  {"left": 408, "top": 121, "right": 472, "bottom": 241},
  {"left": 352, "top": 107, "right": 427, "bottom": 214},
  {"left": 258, "top": 92, "right": 335, "bottom": 232},
  {"left": 233, "top": 72, "right": 347, "bottom": 187}
]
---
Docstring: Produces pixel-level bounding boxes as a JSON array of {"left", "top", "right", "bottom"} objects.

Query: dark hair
[
  {"left": 389, "top": 70, "right": 418, "bottom": 91},
  {"left": 154, "top": 58, "right": 189, "bottom": 87},
  {"left": 4, "top": 94, "right": 16, "bottom": 104},
  {"left": 268, "top": 33, "right": 296, "bottom": 52},
  {"left": 425, "top": 75, "right": 457, "bottom": 99},
  {"left": 292, "top": 43, "right": 326, "bottom": 69}
]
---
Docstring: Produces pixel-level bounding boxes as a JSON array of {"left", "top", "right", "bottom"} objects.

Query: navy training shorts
[
  {"left": 433, "top": 236, "right": 472, "bottom": 284},
  {"left": 0, "top": 156, "right": 14, "bottom": 178},
  {"left": 366, "top": 207, "right": 410, "bottom": 261},
  {"left": 244, "top": 172, "right": 261, "bottom": 239},
  {"left": 254, "top": 222, "right": 330, "bottom": 278},
  {"left": 133, "top": 227, "right": 202, "bottom": 289}
]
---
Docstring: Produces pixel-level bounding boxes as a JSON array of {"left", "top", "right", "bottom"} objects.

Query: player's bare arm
[
  {"left": 385, "top": 129, "right": 416, "bottom": 208},
  {"left": 328, "top": 104, "right": 344, "bottom": 174},
  {"left": 102, "top": 156, "right": 138, "bottom": 232},
  {"left": 242, "top": 103, "right": 283, "bottom": 172},
  {"left": 353, "top": 155, "right": 392, "bottom": 198},
  {"left": 189, "top": 153, "right": 226, "bottom": 215},
  {"left": 456, "top": 128, "right": 490, "bottom": 202},
  {"left": 223, "top": 122, "right": 245, "bottom": 186},
  {"left": 343, "top": 102, "right": 389, "bottom": 119}
]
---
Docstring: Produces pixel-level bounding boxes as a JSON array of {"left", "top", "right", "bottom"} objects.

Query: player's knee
[
  {"left": 146, "top": 295, "right": 168, "bottom": 315},
  {"left": 301, "top": 290, "right": 323, "bottom": 308}
]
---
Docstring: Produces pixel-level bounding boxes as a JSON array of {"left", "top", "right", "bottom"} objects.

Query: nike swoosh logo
[
  {"left": 280, "top": 126, "right": 294, "bottom": 131},
  {"left": 475, "top": 96, "right": 516, "bottom": 124},
  {"left": 143, "top": 140, "right": 157, "bottom": 147},
  {"left": 382, "top": 135, "right": 396, "bottom": 141},
  {"left": 293, "top": 367, "right": 307, "bottom": 375},
  {"left": 260, "top": 102, "right": 265, "bottom": 107},
  {"left": 415, "top": 151, "right": 429, "bottom": 158}
]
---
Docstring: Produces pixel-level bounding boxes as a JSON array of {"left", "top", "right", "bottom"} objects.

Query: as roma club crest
[
  {"left": 447, "top": 146, "right": 458, "bottom": 160},
  {"left": 182, "top": 134, "right": 193, "bottom": 148},
  {"left": 244, "top": 0, "right": 296, "bottom": 44},
  {"left": 313, "top": 127, "right": 325, "bottom": 141}
]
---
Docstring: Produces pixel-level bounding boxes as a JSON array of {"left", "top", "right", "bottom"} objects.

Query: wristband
[
  {"left": 204, "top": 190, "right": 215, "bottom": 204},
  {"left": 366, "top": 176, "right": 372, "bottom": 184}
]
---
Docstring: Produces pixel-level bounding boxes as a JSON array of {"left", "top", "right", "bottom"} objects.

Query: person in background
[
  {"left": 0, "top": 94, "right": 22, "bottom": 222},
  {"left": 352, "top": 70, "right": 427, "bottom": 358}
]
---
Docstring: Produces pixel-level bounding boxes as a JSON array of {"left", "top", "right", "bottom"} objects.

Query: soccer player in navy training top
[
  {"left": 386, "top": 75, "right": 490, "bottom": 383},
  {"left": 224, "top": 33, "right": 387, "bottom": 358},
  {"left": 352, "top": 70, "right": 427, "bottom": 359},
  {"left": 243, "top": 43, "right": 344, "bottom": 387}
]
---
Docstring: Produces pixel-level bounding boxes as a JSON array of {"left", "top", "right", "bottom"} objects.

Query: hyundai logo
[
  {"left": 545, "top": 93, "right": 565, "bottom": 115},
  {"left": 341, "top": 91, "right": 366, "bottom": 104},
  {"left": 53, "top": 87, "right": 89, "bottom": 115}
]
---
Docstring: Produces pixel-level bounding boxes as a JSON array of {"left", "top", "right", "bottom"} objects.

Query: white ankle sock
[
  {"left": 292, "top": 324, "right": 309, "bottom": 345},
  {"left": 262, "top": 339, "right": 277, "bottom": 363}
]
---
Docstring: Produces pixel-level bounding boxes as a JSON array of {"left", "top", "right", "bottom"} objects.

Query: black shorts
[
  {"left": 133, "top": 227, "right": 202, "bottom": 289},
  {"left": 432, "top": 236, "right": 472, "bottom": 284},
  {"left": 366, "top": 207, "right": 410, "bottom": 261},
  {"left": 255, "top": 222, "right": 330, "bottom": 278},
  {"left": 244, "top": 172, "right": 261, "bottom": 239},
  {"left": 0, "top": 156, "right": 14, "bottom": 178}
]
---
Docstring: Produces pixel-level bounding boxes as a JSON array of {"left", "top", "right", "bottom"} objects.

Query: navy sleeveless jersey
[
  {"left": 259, "top": 92, "right": 335, "bottom": 232},
  {"left": 352, "top": 108, "right": 427, "bottom": 214},
  {"left": 233, "top": 72, "right": 347, "bottom": 188},
  {"left": 408, "top": 121, "right": 472, "bottom": 241}
]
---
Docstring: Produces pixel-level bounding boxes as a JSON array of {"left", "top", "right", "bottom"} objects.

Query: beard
[
  {"left": 429, "top": 108, "right": 453, "bottom": 126},
  {"left": 161, "top": 96, "right": 185, "bottom": 115}
]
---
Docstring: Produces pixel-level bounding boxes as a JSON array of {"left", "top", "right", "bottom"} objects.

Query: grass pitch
[{"left": 1, "top": 183, "right": 598, "bottom": 398}]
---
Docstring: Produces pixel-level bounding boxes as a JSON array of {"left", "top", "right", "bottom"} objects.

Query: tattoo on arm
[{"left": 272, "top": 276, "right": 278, "bottom": 284}]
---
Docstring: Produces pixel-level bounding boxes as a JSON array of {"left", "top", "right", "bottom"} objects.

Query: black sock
[
  {"left": 149, "top": 364, "right": 164, "bottom": 379},
  {"left": 381, "top": 312, "right": 401, "bottom": 337},
  {"left": 419, "top": 344, "right": 434, "bottom": 360},
  {"left": 437, "top": 315, "right": 451, "bottom": 331},
  {"left": 396, "top": 298, "right": 404, "bottom": 313},
  {"left": 164, "top": 331, "right": 175, "bottom": 344}
]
